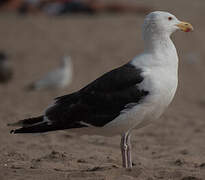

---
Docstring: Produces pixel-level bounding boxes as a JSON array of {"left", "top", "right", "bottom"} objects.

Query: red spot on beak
[{"left": 185, "top": 28, "right": 191, "bottom": 32}]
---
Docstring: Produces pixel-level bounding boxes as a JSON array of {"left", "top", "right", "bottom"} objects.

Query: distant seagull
[
  {"left": 9, "top": 11, "right": 193, "bottom": 169},
  {"left": 0, "top": 52, "right": 13, "bottom": 84},
  {"left": 27, "top": 56, "right": 73, "bottom": 90}
]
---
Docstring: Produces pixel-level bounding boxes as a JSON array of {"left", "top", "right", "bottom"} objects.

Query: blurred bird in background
[
  {"left": 0, "top": 0, "right": 152, "bottom": 16},
  {"left": 27, "top": 56, "right": 73, "bottom": 91},
  {"left": 0, "top": 51, "right": 13, "bottom": 84}
]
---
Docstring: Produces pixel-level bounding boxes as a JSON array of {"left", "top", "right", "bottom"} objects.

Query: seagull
[
  {"left": 9, "top": 11, "right": 193, "bottom": 169},
  {"left": 0, "top": 52, "right": 13, "bottom": 84},
  {"left": 27, "top": 56, "right": 73, "bottom": 90}
]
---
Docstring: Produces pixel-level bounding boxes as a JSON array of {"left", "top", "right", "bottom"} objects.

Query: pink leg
[
  {"left": 126, "top": 133, "right": 132, "bottom": 169},
  {"left": 120, "top": 133, "right": 128, "bottom": 168}
]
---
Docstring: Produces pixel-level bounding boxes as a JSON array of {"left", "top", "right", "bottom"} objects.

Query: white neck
[
  {"left": 142, "top": 31, "right": 179, "bottom": 67},
  {"left": 144, "top": 31, "right": 171, "bottom": 51}
]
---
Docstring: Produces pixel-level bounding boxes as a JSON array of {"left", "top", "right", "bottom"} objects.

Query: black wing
[{"left": 45, "top": 63, "right": 149, "bottom": 128}]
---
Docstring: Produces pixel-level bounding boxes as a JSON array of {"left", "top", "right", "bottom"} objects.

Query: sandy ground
[{"left": 0, "top": 0, "right": 205, "bottom": 179}]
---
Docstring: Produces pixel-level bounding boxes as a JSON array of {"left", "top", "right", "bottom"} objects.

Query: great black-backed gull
[
  {"left": 27, "top": 56, "right": 73, "bottom": 90},
  {"left": 9, "top": 11, "right": 193, "bottom": 169}
]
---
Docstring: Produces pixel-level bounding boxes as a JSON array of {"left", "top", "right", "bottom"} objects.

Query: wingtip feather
[{"left": 10, "top": 129, "right": 15, "bottom": 134}]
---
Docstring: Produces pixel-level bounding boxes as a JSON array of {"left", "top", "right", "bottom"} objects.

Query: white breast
[
  {"left": 104, "top": 66, "right": 178, "bottom": 136},
  {"left": 138, "top": 65, "right": 178, "bottom": 122}
]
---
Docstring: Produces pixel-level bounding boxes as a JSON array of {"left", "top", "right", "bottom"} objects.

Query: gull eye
[{"left": 168, "top": 17, "right": 173, "bottom": 21}]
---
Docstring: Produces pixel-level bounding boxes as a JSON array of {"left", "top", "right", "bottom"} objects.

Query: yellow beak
[{"left": 176, "top": 21, "right": 193, "bottom": 32}]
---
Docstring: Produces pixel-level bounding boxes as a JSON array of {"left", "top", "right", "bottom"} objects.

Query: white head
[{"left": 143, "top": 11, "right": 193, "bottom": 39}]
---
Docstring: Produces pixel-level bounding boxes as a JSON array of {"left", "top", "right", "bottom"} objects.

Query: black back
[{"left": 45, "top": 63, "right": 149, "bottom": 128}]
